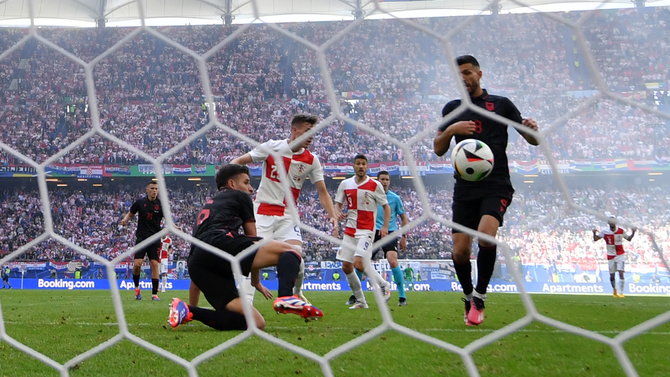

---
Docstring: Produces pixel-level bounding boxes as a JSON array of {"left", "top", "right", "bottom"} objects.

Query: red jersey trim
[
  {"left": 257, "top": 203, "right": 285, "bottom": 216},
  {"left": 292, "top": 149, "right": 315, "bottom": 164},
  {"left": 358, "top": 179, "right": 378, "bottom": 191},
  {"left": 344, "top": 227, "right": 357, "bottom": 237}
]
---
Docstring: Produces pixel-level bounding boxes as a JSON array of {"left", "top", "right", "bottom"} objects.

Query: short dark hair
[
  {"left": 291, "top": 114, "right": 318, "bottom": 128},
  {"left": 147, "top": 180, "right": 157, "bottom": 186},
  {"left": 353, "top": 154, "right": 367, "bottom": 162},
  {"left": 377, "top": 170, "right": 390, "bottom": 178},
  {"left": 456, "top": 55, "right": 480, "bottom": 68},
  {"left": 216, "top": 164, "right": 250, "bottom": 190}
]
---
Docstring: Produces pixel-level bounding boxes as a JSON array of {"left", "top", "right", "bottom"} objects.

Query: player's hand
[
  {"left": 120, "top": 218, "right": 128, "bottom": 226},
  {"left": 330, "top": 217, "right": 339, "bottom": 237},
  {"left": 379, "top": 226, "right": 389, "bottom": 238},
  {"left": 336, "top": 210, "right": 347, "bottom": 221},
  {"left": 631, "top": 226, "right": 638, "bottom": 232},
  {"left": 522, "top": 118, "right": 538, "bottom": 132},
  {"left": 592, "top": 229, "right": 598, "bottom": 233},
  {"left": 254, "top": 283, "right": 273, "bottom": 300},
  {"left": 448, "top": 121, "right": 477, "bottom": 136},
  {"left": 400, "top": 236, "right": 407, "bottom": 252}
]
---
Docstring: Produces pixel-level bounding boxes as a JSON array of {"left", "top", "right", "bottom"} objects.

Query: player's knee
[
  {"left": 255, "top": 315, "right": 266, "bottom": 330},
  {"left": 342, "top": 262, "right": 354, "bottom": 274},
  {"left": 353, "top": 259, "right": 364, "bottom": 272}
]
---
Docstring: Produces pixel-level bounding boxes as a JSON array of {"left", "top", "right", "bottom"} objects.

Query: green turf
[{"left": 0, "top": 290, "right": 668, "bottom": 376}]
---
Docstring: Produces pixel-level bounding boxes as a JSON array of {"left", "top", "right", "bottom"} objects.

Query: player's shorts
[
  {"left": 371, "top": 230, "right": 399, "bottom": 260},
  {"left": 134, "top": 238, "right": 161, "bottom": 261},
  {"left": 160, "top": 258, "right": 168, "bottom": 274},
  {"left": 452, "top": 193, "right": 513, "bottom": 233},
  {"left": 608, "top": 255, "right": 625, "bottom": 273},
  {"left": 255, "top": 213, "right": 302, "bottom": 243},
  {"left": 2, "top": 275, "right": 8, "bottom": 282},
  {"left": 187, "top": 233, "right": 261, "bottom": 310},
  {"left": 336, "top": 233, "right": 374, "bottom": 263}
]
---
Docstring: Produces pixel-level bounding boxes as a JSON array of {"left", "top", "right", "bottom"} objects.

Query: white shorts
[
  {"left": 160, "top": 259, "right": 168, "bottom": 274},
  {"left": 608, "top": 255, "right": 625, "bottom": 273},
  {"left": 336, "top": 233, "right": 374, "bottom": 263},
  {"left": 255, "top": 213, "right": 302, "bottom": 243}
]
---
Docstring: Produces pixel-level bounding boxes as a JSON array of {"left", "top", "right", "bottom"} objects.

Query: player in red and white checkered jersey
[
  {"left": 592, "top": 217, "right": 636, "bottom": 298},
  {"left": 334, "top": 154, "right": 391, "bottom": 309},
  {"left": 159, "top": 235, "right": 172, "bottom": 293},
  {"left": 230, "top": 114, "right": 339, "bottom": 306}
]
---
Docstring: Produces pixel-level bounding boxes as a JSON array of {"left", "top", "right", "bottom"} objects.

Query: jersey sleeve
[
  {"left": 438, "top": 100, "right": 460, "bottom": 132},
  {"left": 334, "top": 181, "right": 345, "bottom": 204},
  {"left": 597, "top": 229, "right": 605, "bottom": 238},
  {"left": 395, "top": 194, "right": 405, "bottom": 216},
  {"left": 129, "top": 200, "right": 140, "bottom": 214},
  {"left": 238, "top": 192, "right": 256, "bottom": 223},
  {"left": 503, "top": 98, "right": 524, "bottom": 125},
  {"left": 308, "top": 155, "right": 325, "bottom": 183},
  {"left": 248, "top": 140, "right": 275, "bottom": 162},
  {"left": 375, "top": 182, "right": 388, "bottom": 206}
]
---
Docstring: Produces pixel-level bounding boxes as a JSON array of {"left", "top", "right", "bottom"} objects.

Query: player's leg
[
  {"left": 617, "top": 255, "right": 625, "bottom": 298},
  {"left": 338, "top": 235, "right": 366, "bottom": 308},
  {"left": 608, "top": 259, "right": 617, "bottom": 296},
  {"left": 387, "top": 248, "right": 406, "bottom": 305},
  {"left": 188, "top": 281, "right": 201, "bottom": 306},
  {"left": 132, "top": 243, "right": 147, "bottom": 300},
  {"left": 239, "top": 213, "right": 274, "bottom": 306},
  {"left": 160, "top": 259, "right": 168, "bottom": 293},
  {"left": 353, "top": 234, "right": 391, "bottom": 303},
  {"left": 273, "top": 216, "right": 309, "bottom": 303},
  {"left": 148, "top": 241, "right": 161, "bottom": 300}
]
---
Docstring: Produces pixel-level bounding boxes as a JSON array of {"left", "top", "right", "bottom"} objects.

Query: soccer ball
[{"left": 450, "top": 139, "right": 494, "bottom": 182}]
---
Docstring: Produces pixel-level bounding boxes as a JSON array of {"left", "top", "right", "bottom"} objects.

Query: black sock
[
  {"left": 277, "top": 251, "right": 301, "bottom": 297},
  {"left": 133, "top": 273, "right": 140, "bottom": 288},
  {"left": 151, "top": 279, "right": 159, "bottom": 295},
  {"left": 189, "top": 306, "right": 247, "bottom": 331},
  {"left": 475, "top": 244, "right": 497, "bottom": 295},
  {"left": 454, "top": 260, "right": 473, "bottom": 296}
]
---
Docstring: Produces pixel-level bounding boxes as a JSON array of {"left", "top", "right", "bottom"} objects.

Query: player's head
[
  {"left": 456, "top": 55, "right": 482, "bottom": 97},
  {"left": 289, "top": 114, "right": 318, "bottom": 149},
  {"left": 216, "top": 164, "right": 253, "bottom": 195},
  {"left": 607, "top": 216, "right": 617, "bottom": 230},
  {"left": 377, "top": 170, "right": 391, "bottom": 192},
  {"left": 353, "top": 154, "right": 368, "bottom": 178},
  {"left": 146, "top": 180, "right": 158, "bottom": 200}
]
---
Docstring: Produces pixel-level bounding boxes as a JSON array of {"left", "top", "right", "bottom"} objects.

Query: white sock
[
  {"left": 293, "top": 258, "right": 305, "bottom": 296},
  {"left": 346, "top": 272, "right": 365, "bottom": 303},
  {"left": 619, "top": 279, "right": 624, "bottom": 294},
  {"left": 362, "top": 258, "right": 387, "bottom": 290},
  {"left": 464, "top": 292, "right": 473, "bottom": 301},
  {"left": 242, "top": 275, "right": 256, "bottom": 306},
  {"left": 473, "top": 291, "right": 487, "bottom": 301},
  {"left": 161, "top": 276, "right": 167, "bottom": 292}
]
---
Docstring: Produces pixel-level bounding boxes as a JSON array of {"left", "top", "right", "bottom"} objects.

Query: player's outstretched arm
[
  {"left": 625, "top": 227, "right": 637, "bottom": 241},
  {"left": 519, "top": 118, "right": 540, "bottom": 146},
  {"left": 230, "top": 154, "right": 253, "bottom": 165},
  {"left": 315, "top": 181, "right": 339, "bottom": 236},
  {"left": 120, "top": 211, "right": 135, "bottom": 226},
  {"left": 592, "top": 229, "right": 602, "bottom": 242}
]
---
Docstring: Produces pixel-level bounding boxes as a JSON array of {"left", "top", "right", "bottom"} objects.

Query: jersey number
[
  {"left": 269, "top": 164, "right": 279, "bottom": 180},
  {"left": 146, "top": 213, "right": 153, "bottom": 220},
  {"left": 196, "top": 209, "right": 210, "bottom": 226},
  {"left": 347, "top": 196, "right": 353, "bottom": 208}
]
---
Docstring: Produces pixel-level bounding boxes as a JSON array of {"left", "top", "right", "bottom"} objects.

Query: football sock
[
  {"left": 619, "top": 279, "right": 624, "bottom": 294},
  {"left": 362, "top": 258, "right": 387, "bottom": 290},
  {"left": 293, "top": 257, "right": 305, "bottom": 294},
  {"left": 346, "top": 271, "right": 365, "bottom": 303},
  {"left": 392, "top": 266, "right": 406, "bottom": 299},
  {"left": 151, "top": 279, "right": 159, "bottom": 295},
  {"left": 242, "top": 276, "right": 256, "bottom": 306},
  {"left": 277, "top": 251, "right": 301, "bottom": 297},
  {"left": 161, "top": 275, "right": 167, "bottom": 291},
  {"left": 610, "top": 277, "right": 616, "bottom": 289},
  {"left": 355, "top": 269, "right": 363, "bottom": 282},
  {"left": 454, "top": 260, "right": 473, "bottom": 296},
  {"left": 133, "top": 273, "right": 140, "bottom": 288},
  {"left": 475, "top": 244, "right": 497, "bottom": 296},
  {"left": 189, "top": 306, "right": 247, "bottom": 331}
]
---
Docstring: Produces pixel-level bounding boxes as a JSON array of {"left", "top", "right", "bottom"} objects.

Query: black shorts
[
  {"left": 134, "top": 238, "right": 161, "bottom": 261},
  {"left": 2, "top": 275, "right": 8, "bottom": 282},
  {"left": 371, "top": 230, "right": 399, "bottom": 259},
  {"left": 452, "top": 193, "right": 513, "bottom": 233},
  {"left": 187, "top": 233, "right": 261, "bottom": 310}
]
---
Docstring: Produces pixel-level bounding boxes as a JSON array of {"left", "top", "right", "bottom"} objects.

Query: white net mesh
[{"left": 0, "top": 0, "right": 669, "bottom": 376}]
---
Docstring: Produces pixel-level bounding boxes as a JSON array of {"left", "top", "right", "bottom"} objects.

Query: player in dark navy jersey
[
  {"left": 121, "top": 180, "right": 165, "bottom": 301},
  {"left": 433, "top": 55, "right": 539, "bottom": 326},
  {"left": 167, "top": 164, "right": 323, "bottom": 331}
]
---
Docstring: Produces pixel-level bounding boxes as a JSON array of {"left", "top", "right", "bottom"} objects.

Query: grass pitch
[{"left": 0, "top": 290, "right": 668, "bottom": 376}]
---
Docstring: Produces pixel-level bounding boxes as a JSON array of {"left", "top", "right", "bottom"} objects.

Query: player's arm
[
  {"left": 399, "top": 213, "right": 409, "bottom": 251},
  {"left": 380, "top": 203, "right": 391, "bottom": 238},
  {"left": 434, "top": 102, "right": 476, "bottom": 156},
  {"left": 240, "top": 191, "right": 258, "bottom": 237},
  {"left": 229, "top": 154, "right": 253, "bottom": 165},
  {"left": 625, "top": 227, "right": 637, "bottom": 241},
  {"left": 249, "top": 268, "right": 272, "bottom": 299},
  {"left": 592, "top": 229, "right": 602, "bottom": 242},
  {"left": 315, "top": 180, "right": 339, "bottom": 236},
  {"left": 120, "top": 201, "right": 138, "bottom": 226},
  {"left": 334, "top": 182, "right": 347, "bottom": 221},
  {"left": 507, "top": 98, "right": 539, "bottom": 146}
]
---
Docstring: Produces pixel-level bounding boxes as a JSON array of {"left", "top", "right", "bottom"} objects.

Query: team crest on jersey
[
  {"left": 155, "top": 205, "right": 159, "bottom": 210},
  {"left": 364, "top": 191, "right": 370, "bottom": 205},
  {"left": 485, "top": 102, "right": 495, "bottom": 111},
  {"left": 297, "top": 164, "right": 305, "bottom": 173}
]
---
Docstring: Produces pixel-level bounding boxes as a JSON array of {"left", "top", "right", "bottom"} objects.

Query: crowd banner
[
  {"left": 2, "top": 159, "right": 670, "bottom": 178},
  {"left": 6, "top": 259, "right": 669, "bottom": 295}
]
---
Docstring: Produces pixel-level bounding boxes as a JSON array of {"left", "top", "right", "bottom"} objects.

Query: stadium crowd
[
  {"left": 0, "top": 8, "right": 669, "bottom": 168},
  {"left": 1, "top": 181, "right": 669, "bottom": 269}
]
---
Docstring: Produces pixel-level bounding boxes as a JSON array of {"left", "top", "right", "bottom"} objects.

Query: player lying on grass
[{"left": 168, "top": 164, "right": 323, "bottom": 331}]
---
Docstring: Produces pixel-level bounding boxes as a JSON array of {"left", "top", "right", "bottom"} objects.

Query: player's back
[{"left": 192, "top": 189, "right": 255, "bottom": 241}]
